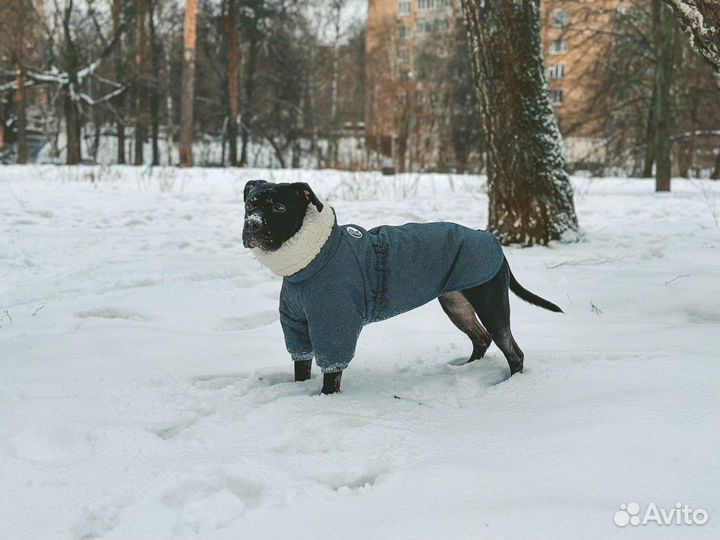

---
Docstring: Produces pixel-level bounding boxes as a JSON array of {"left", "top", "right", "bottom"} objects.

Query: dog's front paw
[{"left": 321, "top": 371, "right": 342, "bottom": 394}]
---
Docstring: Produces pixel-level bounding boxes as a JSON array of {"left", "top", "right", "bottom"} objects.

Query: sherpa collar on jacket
[{"left": 251, "top": 198, "right": 337, "bottom": 278}]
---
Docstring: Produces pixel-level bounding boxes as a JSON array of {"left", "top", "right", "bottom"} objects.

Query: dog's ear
[
  {"left": 244, "top": 180, "right": 267, "bottom": 201},
  {"left": 294, "top": 182, "right": 323, "bottom": 213}
]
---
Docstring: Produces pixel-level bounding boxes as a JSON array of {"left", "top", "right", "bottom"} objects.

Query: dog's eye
[{"left": 272, "top": 203, "right": 286, "bottom": 213}]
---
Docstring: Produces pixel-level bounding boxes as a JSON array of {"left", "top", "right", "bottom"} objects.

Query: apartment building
[
  {"left": 366, "top": 0, "right": 617, "bottom": 170},
  {"left": 366, "top": 0, "right": 459, "bottom": 169}
]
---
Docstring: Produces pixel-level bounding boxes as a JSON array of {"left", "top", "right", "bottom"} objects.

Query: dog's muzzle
[{"left": 242, "top": 214, "right": 266, "bottom": 249}]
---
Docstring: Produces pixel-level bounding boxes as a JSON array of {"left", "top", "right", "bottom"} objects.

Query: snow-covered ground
[{"left": 1, "top": 166, "right": 719, "bottom": 540}]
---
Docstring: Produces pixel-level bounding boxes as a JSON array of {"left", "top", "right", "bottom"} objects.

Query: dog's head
[{"left": 242, "top": 180, "right": 324, "bottom": 251}]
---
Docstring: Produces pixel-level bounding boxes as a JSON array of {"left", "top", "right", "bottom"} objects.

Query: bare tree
[
  {"left": 134, "top": 0, "right": 148, "bottom": 164},
  {"left": 62, "top": 0, "right": 83, "bottom": 164},
  {"left": 461, "top": 0, "right": 578, "bottom": 245},
  {"left": 13, "top": 0, "right": 28, "bottom": 164},
  {"left": 654, "top": 0, "right": 677, "bottom": 191},
  {"left": 148, "top": 0, "right": 161, "bottom": 165},
  {"left": 112, "top": 0, "right": 126, "bottom": 164},
  {"left": 179, "top": 0, "right": 198, "bottom": 167},
  {"left": 227, "top": 0, "right": 240, "bottom": 166},
  {"left": 327, "top": 0, "right": 346, "bottom": 166}
]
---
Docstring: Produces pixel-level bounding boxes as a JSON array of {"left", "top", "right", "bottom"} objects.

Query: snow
[{"left": 1, "top": 165, "right": 719, "bottom": 539}]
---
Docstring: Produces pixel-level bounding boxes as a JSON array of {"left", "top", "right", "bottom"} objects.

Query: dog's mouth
[{"left": 242, "top": 231, "right": 272, "bottom": 250}]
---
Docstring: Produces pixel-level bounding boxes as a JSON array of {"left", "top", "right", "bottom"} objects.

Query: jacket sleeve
[
  {"left": 303, "top": 285, "right": 364, "bottom": 374},
  {"left": 279, "top": 286, "right": 314, "bottom": 362}
]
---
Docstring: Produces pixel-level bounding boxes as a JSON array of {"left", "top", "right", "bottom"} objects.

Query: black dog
[{"left": 242, "top": 180, "right": 562, "bottom": 394}]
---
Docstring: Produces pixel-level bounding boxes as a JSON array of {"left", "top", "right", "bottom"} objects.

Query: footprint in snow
[
  {"left": 215, "top": 311, "right": 277, "bottom": 331},
  {"left": 10, "top": 425, "right": 96, "bottom": 463},
  {"left": 162, "top": 475, "right": 264, "bottom": 535},
  {"left": 190, "top": 371, "right": 294, "bottom": 391},
  {"left": 75, "top": 308, "right": 149, "bottom": 321},
  {"left": 147, "top": 408, "right": 215, "bottom": 440},
  {"left": 71, "top": 502, "right": 122, "bottom": 540},
  {"left": 315, "top": 468, "right": 386, "bottom": 493}
]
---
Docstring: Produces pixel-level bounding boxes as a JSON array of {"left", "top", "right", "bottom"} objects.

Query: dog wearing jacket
[{"left": 242, "top": 180, "right": 563, "bottom": 394}]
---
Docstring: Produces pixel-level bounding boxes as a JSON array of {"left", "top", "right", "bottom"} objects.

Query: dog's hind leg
[
  {"left": 461, "top": 266, "right": 525, "bottom": 375},
  {"left": 438, "top": 292, "right": 492, "bottom": 363},
  {"left": 294, "top": 359, "right": 312, "bottom": 382}
]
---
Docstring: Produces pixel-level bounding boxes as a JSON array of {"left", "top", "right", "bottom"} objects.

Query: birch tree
[{"left": 460, "top": 0, "right": 579, "bottom": 245}]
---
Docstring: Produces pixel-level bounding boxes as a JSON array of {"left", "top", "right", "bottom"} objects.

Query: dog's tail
[{"left": 505, "top": 258, "right": 564, "bottom": 313}]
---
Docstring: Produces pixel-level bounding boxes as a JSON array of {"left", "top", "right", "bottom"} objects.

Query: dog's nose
[
  {"left": 244, "top": 220, "right": 261, "bottom": 232},
  {"left": 244, "top": 214, "right": 264, "bottom": 232}
]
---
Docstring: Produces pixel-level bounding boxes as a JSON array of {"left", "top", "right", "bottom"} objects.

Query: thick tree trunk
[
  {"left": 64, "top": 94, "right": 82, "bottom": 165},
  {"left": 179, "top": 0, "right": 198, "bottom": 167},
  {"left": 113, "top": 0, "right": 126, "bottom": 164},
  {"left": 227, "top": 0, "right": 240, "bottom": 166},
  {"left": 654, "top": 0, "right": 674, "bottom": 192},
  {"left": 460, "top": 0, "right": 578, "bottom": 245},
  {"left": 149, "top": 0, "right": 161, "bottom": 166},
  {"left": 134, "top": 0, "right": 148, "bottom": 165}
]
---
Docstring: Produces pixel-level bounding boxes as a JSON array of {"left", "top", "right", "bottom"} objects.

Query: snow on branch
[
  {"left": 663, "top": 0, "right": 720, "bottom": 71},
  {"left": 79, "top": 85, "right": 128, "bottom": 106}
]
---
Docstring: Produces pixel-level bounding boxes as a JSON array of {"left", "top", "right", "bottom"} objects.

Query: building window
[
  {"left": 551, "top": 9, "right": 569, "bottom": 27},
  {"left": 397, "top": 93, "right": 407, "bottom": 105},
  {"left": 550, "top": 37, "right": 567, "bottom": 54},
  {"left": 416, "top": 20, "right": 432, "bottom": 33},
  {"left": 417, "top": 0, "right": 432, "bottom": 11},
  {"left": 548, "top": 63, "right": 565, "bottom": 80},
  {"left": 398, "top": 25, "right": 410, "bottom": 40},
  {"left": 433, "top": 18, "right": 449, "bottom": 32},
  {"left": 549, "top": 88, "right": 563, "bottom": 105},
  {"left": 398, "top": 48, "right": 410, "bottom": 63},
  {"left": 398, "top": 1, "right": 411, "bottom": 16},
  {"left": 399, "top": 71, "right": 410, "bottom": 83}
]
